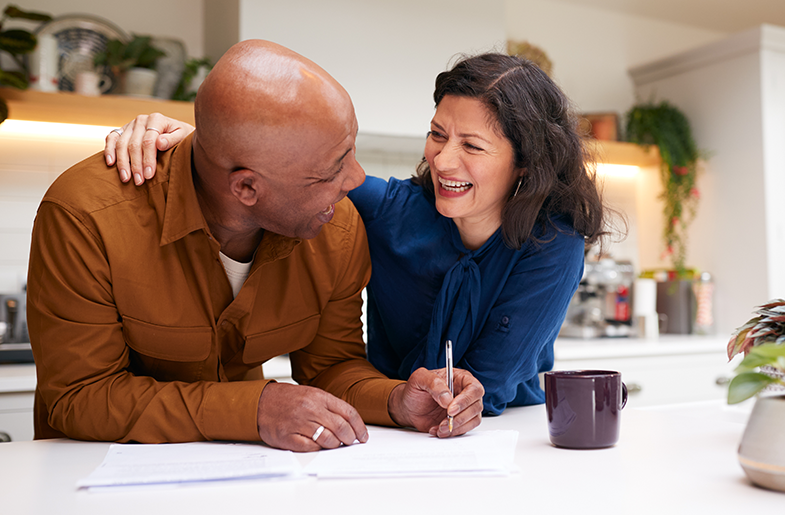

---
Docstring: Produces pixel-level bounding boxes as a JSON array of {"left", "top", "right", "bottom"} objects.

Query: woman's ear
[{"left": 228, "top": 169, "right": 261, "bottom": 207}]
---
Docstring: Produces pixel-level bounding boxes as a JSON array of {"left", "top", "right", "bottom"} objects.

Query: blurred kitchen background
[{"left": 1, "top": 0, "right": 784, "bottom": 339}]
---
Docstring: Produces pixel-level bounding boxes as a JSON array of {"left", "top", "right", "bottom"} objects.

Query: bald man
[{"left": 27, "top": 40, "right": 483, "bottom": 451}]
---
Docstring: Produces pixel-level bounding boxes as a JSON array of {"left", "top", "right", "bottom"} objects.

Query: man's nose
[{"left": 342, "top": 156, "right": 366, "bottom": 192}]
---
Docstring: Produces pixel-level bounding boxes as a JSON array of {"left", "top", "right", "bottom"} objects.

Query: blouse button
[{"left": 501, "top": 316, "right": 510, "bottom": 325}]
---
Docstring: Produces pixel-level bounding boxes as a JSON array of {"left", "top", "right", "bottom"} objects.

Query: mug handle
[
  {"left": 98, "top": 75, "right": 113, "bottom": 94},
  {"left": 620, "top": 382, "right": 628, "bottom": 409}
]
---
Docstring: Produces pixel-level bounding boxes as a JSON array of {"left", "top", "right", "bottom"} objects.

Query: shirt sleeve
[
  {"left": 27, "top": 201, "right": 268, "bottom": 443},
  {"left": 460, "top": 230, "right": 585, "bottom": 415},
  {"left": 288, "top": 204, "right": 405, "bottom": 426}
]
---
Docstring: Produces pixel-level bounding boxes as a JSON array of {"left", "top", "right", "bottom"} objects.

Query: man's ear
[{"left": 228, "top": 169, "right": 261, "bottom": 207}]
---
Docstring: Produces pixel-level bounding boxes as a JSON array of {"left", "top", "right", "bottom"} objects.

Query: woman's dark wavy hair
[{"left": 412, "top": 52, "right": 611, "bottom": 250}]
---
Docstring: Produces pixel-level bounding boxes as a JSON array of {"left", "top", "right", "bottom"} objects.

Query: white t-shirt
[{"left": 219, "top": 251, "right": 252, "bottom": 298}]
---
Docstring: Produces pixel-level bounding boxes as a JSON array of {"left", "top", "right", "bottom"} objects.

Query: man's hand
[
  {"left": 257, "top": 382, "right": 369, "bottom": 452},
  {"left": 388, "top": 367, "right": 484, "bottom": 438},
  {"left": 104, "top": 113, "right": 194, "bottom": 186}
]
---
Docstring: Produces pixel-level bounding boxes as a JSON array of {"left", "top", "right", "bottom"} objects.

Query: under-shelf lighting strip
[
  {"left": 0, "top": 120, "right": 643, "bottom": 178},
  {"left": 0, "top": 120, "right": 116, "bottom": 141}
]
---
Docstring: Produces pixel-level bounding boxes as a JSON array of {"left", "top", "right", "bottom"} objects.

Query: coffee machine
[
  {"left": 559, "top": 258, "right": 635, "bottom": 338},
  {"left": 0, "top": 288, "right": 32, "bottom": 363}
]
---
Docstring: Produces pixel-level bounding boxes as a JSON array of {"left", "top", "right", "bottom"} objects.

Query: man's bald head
[
  {"left": 188, "top": 39, "right": 364, "bottom": 243},
  {"left": 193, "top": 40, "right": 354, "bottom": 173}
]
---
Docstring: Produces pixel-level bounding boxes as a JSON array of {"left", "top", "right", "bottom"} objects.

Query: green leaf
[
  {"left": 3, "top": 6, "right": 53, "bottom": 22},
  {"left": 748, "top": 343, "right": 785, "bottom": 359},
  {"left": 0, "top": 29, "right": 37, "bottom": 55},
  {"left": 734, "top": 343, "right": 785, "bottom": 373},
  {"left": 727, "top": 372, "right": 779, "bottom": 404},
  {"left": 0, "top": 97, "right": 8, "bottom": 125},
  {"left": 0, "top": 68, "right": 28, "bottom": 89}
]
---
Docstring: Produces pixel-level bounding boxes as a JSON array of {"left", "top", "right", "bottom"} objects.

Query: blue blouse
[{"left": 348, "top": 176, "right": 585, "bottom": 415}]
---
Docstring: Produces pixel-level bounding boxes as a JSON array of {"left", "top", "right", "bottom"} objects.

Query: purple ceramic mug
[{"left": 544, "top": 370, "right": 628, "bottom": 449}]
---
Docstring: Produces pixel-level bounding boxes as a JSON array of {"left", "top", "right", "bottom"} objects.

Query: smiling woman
[{"left": 348, "top": 52, "right": 610, "bottom": 415}]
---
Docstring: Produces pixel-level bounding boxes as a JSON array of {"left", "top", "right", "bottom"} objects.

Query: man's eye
[{"left": 323, "top": 164, "right": 343, "bottom": 183}]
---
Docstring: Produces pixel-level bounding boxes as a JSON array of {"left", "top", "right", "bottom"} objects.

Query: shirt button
[{"left": 221, "top": 320, "right": 229, "bottom": 327}]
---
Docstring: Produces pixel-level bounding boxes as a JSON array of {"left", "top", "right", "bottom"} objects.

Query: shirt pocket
[
  {"left": 123, "top": 316, "right": 213, "bottom": 362},
  {"left": 242, "top": 314, "right": 321, "bottom": 365}
]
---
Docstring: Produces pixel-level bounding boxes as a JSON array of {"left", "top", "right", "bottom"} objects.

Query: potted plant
[
  {"left": 93, "top": 34, "right": 165, "bottom": 97},
  {"left": 727, "top": 299, "right": 785, "bottom": 492},
  {"left": 171, "top": 57, "right": 211, "bottom": 102},
  {"left": 0, "top": 5, "right": 53, "bottom": 124},
  {"left": 625, "top": 101, "right": 702, "bottom": 277},
  {"left": 727, "top": 299, "right": 785, "bottom": 404}
]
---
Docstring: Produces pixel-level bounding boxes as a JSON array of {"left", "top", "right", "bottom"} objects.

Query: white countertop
[{"left": 1, "top": 399, "right": 781, "bottom": 514}]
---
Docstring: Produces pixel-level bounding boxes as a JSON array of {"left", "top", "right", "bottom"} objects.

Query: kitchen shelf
[
  {"left": 587, "top": 139, "right": 660, "bottom": 167},
  {"left": 0, "top": 88, "right": 660, "bottom": 167},
  {"left": 0, "top": 87, "right": 195, "bottom": 127}
]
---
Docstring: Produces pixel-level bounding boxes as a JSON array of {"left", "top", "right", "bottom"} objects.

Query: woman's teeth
[{"left": 439, "top": 177, "right": 473, "bottom": 192}]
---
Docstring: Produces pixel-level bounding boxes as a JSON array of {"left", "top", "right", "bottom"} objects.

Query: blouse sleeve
[
  {"left": 347, "top": 176, "right": 390, "bottom": 222},
  {"left": 459, "top": 229, "right": 585, "bottom": 415}
]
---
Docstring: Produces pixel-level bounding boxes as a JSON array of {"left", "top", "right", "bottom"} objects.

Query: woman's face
[{"left": 425, "top": 95, "right": 521, "bottom": 239}]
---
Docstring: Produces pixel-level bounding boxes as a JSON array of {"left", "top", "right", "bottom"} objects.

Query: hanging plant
[{"left": 625, "top": 101, "right": 701, "bottom": 275}]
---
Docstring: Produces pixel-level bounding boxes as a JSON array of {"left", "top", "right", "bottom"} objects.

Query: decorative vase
[
  {"left": 123, "top": 68, "right": 158, "bottom": 97},
  {"left": 738, "top": 394, "right": 785, "bottom": 492}
]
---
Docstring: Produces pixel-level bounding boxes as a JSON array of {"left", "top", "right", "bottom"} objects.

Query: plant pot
[
  {"left": 738, "top": 394, "right": 785, "bottom": 492},
  {"left": 122, "top": 68, "right": 158, "bottom": 97}
]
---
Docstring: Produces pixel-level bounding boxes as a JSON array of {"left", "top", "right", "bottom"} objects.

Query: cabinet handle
[
  {"left": 715, "top": 376, "right": 731, "bottom": 386},
  {"left": 627, "top": 383, "right": 642, "bottom": 395},
  {"left": 0, "top": 431, "right": 11, "bottom": 442}
]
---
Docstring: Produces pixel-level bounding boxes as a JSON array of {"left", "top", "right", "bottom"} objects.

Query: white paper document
[
  {"left": 305, "top": 429, "right": 519, "bottom": 478},
  {"left": 77, "top": 442, "right": 302, "bottom": 489}
]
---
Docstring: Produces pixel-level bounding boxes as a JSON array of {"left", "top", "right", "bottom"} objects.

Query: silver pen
[{"left": 446, "top": 339, "right": 454, "bottom": 433}]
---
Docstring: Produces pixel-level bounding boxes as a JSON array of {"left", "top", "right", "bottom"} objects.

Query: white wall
[
  {"left": 504, "top": 0, "right": 724, "bottom": 116},
  {"left": 234, "top": 0, "right": 507, "bottom": 137}
]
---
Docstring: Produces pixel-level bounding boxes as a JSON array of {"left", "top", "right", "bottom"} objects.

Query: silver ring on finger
[
  {"left": 312, "top": 425, "right": 325, "bottom": 442},
  {"left": 111, "top": 128, "right": 123, "bottom": 136},
  {"left": 146, "top": 127, "right": 161, "bottom": 134}
]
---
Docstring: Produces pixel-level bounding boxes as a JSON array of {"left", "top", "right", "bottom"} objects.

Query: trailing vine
[{"left": 625, "top": 101, "right": 701, "bottom": 275}]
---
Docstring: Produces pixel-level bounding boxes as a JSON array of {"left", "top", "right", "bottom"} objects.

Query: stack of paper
[
  {"left": 305, "top": 429, "right": 519, "bottom": 478},
  {"left": 78, "top": 429, "right": 519, "bottom": 490},
  {"left": 77, "top": 442, "right": 302, "bottom": 490}
]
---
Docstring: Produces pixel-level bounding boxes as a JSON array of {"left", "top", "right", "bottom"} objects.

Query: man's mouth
[
  {"left": 320, "top": 204, "right": 335, "bottom": 217},
  {"left": 438, "top": 176, "right": 473, "bottom": 192}
]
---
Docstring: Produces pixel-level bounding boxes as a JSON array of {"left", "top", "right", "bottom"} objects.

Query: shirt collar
[{"left": 160, "top": 132, "right": 211, "bottom": 246}]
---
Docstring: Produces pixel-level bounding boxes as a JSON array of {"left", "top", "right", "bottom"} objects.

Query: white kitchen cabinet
[
  {"left": 0, "top": 364, "right": 36, "bottom": 442},
  {"left": 550, "top": 336, "right": 737, "bottom": 407}
]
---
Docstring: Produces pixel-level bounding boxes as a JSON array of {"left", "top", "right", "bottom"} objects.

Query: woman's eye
[
  {"left": 428, "top": 130, "right": 446, "bottom": 141},
  {"left": 464, "top": 143, "right": 483, "bottom": 152}
]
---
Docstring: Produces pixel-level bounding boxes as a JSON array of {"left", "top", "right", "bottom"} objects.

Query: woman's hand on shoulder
[{"left": 104, "top": 113, "right": 194, "bottom": 185}]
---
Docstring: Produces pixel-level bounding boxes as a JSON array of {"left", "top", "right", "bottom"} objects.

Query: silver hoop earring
[{"left": 513, "top": 177, "right": 523, "bottom": 198}]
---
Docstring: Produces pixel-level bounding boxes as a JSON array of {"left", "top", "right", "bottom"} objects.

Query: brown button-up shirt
[{"left": 27, "top": 134, "right": 401, "bottom": 443}]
